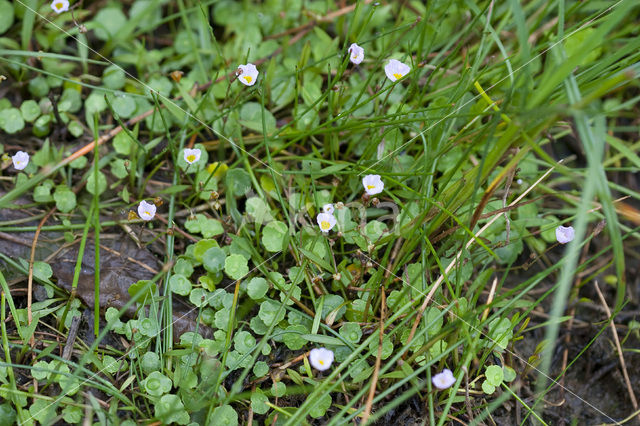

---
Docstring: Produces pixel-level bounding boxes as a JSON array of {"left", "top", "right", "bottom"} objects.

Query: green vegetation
[{"left": 0, "top": 0, "right": 639, "bottom": 424}]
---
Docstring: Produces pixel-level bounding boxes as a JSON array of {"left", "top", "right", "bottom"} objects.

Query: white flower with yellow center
[
  {"left": 362, "top": 174, "right": 384, "bottom": 195},
  {"left": 348, "top": 43, "right": 364, "bottom": 65},
  {"left": 555, "top": 225, "right": 575, "bottom": 244},
  {"left": 309, "top": 347, "right": 334, "bottom": 371},
  {"left": 323, "top": 203, "right": 334, "bottom": 214},
  {"left": 51, "top": 0, "right": 70, "bottom": 13},
  {"left": 384, "top": 59, "right": 410, "bottom": 82},
  {"left": 11, "top": 151, "right": 30, "bottom": 170},
  {"left": 317, "top": 212, "right": 336, "bottom": 233},
  {"left": 137, "top": 200, "right": 157, "bottom": 221},
  {"left": 432, "top": 368, "right": 456, "bottom": 390},
  {"left": 237, "top": 63, "right": 259, "bottom": 86},
  {"left": 183, "top": 148, "right": 201, "bottom": 165}
]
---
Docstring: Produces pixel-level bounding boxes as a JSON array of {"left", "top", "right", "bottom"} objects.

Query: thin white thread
[
  {"left": 12, "top": 0, "right": 281, "bottom": 176},
  {"left": 18, "top": 1, "right": 624, "bottom": 423},
  {"left": 359, "top": 252, "right": 619, "bottom": 424},
  {"left": 363, "top": 0, "right": 626, "bottom": 174}
]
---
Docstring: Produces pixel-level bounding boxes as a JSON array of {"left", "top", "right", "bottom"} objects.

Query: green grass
[{"left": 0, "top": 0, "right": 639, "bottom": 424}]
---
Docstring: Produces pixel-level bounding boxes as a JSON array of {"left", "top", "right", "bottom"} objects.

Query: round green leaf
[
  {"left": 247, "top": 277, "right": 269, "bottom": 300},
  {"left": 86, "top": 171, "right": 107, "bottom": 195},
  {"left": 28, "top": 76, "right": 49, "bottom": 98},
  {"left": 503, "top": 366, "right": 517, "bottom": 383},
  {"left": 485, "top": 365, "right": 504, "bottom": 387},
  {"left": 141, "top": 352, "right": 160, "bottom": 374},
  {"left": 85, "top": 91, "right": 108, "bottom": 114},
  {"left": 239, "top": 102, "right": 276, "bottom": 133},
  {"left": 189, "top": 288, "right": 208, "bottom": 307},
  {"left": 253, "top": 361, "right": 269, "bottom": 378},
  {"left": 0, "top": 0, "right": 14, "bottom": 35},
  {"left": 53, "top": 185, "right": 77, "bottom": 213},
  {"left": 250, "top": 390, "right": 269, "bottom": 415},
  {"left": 0, "top": 108, "right": 25, "bottom": 134},
  {"left": 261, "top": 221, "right": 289, "bottom": 252},
  {"left": 155, "top": 394, "right": 190, "bottom": 425},
  {"left": 224, "top": 254, "right": 249, "bottom": 280},
  {"left": 102, "top": 64, "right": 126, "bottom": 90},
  {"left": 112, "top": 94, "right": 137, "bottom": 118},
  {"left": 202, "top": 247, "right": 226, "bottom": 273},
  {"left": 481, "top": 380, "right": 496, "bottom": 395},
  {"left": 233, "top": 330, "right": 256, "bottom": 354},
  {"left": 93, "top": 8, "right": 127, "bottom": 41},
  {"left": 309, "top": 393, "right": 332, "bottom": 419},
  {"left": 258, "top": 299, "right": 286, "bottom": 326},
  {"left": 339, "top": 322, "right": 362, "bottom": 345},
  {"left": 170, "top": 274, "right": 192, "bottom": 296},
  {"left": 271, "top": 381, "right": 286, "bottom": 398},
  {"left": 33, "top": 114, "right": 51, "bottom": 137},
  {"left": 142, "top": 371, "right": 172, "bottom": 396},
  {"left": 211, "top": 404, "right": 237, "bottom": 426},
  {"left": 20, "top": 100, "right": 41, "bottom": 122}
]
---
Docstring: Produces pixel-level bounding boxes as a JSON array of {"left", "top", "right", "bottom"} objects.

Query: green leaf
[
  {"left": 339, "top": 322, "right": 362, "bottom": 345},
  {"left": 233, "top": 330, "right": 256, "bottom": 354},
  {"left": 102, "top": 65, "right": 126, "bottom": 90},
  {"left": 224, "top": 254, "right": 249, "bottom": 280},
  {"left": 481, "top": 380, "right": 496, "bottom": 395},
  {"left": 225, "top": 168, "right": 251, "bottom": 196},
  {"left": 238, "top": 102, "right": 276, "bottom": 133},
  {"left": 93, "top": 8, "right": 128, "bottom": 41},
  {"left": 202, "top": 247, "right": 226, "bottom": 273},
  {"left": 503, "top": 366, "right": 516, "bottom": 383},
  {"left": 170, "top": 274, "right": 192, "bottom": 296},
  {"left": 250, "top": 390, "right": 270, "bottom": 415},
  {"left": 0, "top": 107, "right": 25, "bottom": 134},
  {"left": 155, "top": 394, "right": 190, "bottom": 425},
  {"left": 247, "top": 277, "right": 269, "bottom": 300},
  {"left": 253, "top": 361, "right": 269, "bottom": 378},
  {"left": 33, "top": 261, "right": 52, "bottom": 281},
  {"left": 20, "top": 100, "right": 40, "bottom": 122},
  {"left": 309, "top": 393, "right": 331, "bottom": 419},
  {"left": 258, "top": 299, "right": 286, "bottom": 326},
  {"left": 210, "top": 404, "right": 237, "bottom": 426},
  {"left": 128, "top": 279, "right": 156, "bottom": 304},
  {"left": 261, "top": 221, "right": 289, "bottom": 252},
  {"left": 86, "top": 171, "right": 107, "bottom": 195},
  {"left": 53, "top": 185, "right": 77, "bottom": 213},
  {"left": 142, "top": 371, "right": 172, "bottom": 396},
  {"left": 485, "top": 365, "right": 504, "bottom": 387},
  {"left": 0, "top": 1, "right": 14, "bottom": 35},
  {"left": 271, "top": 381, "right": 286, "bottom": 398}
]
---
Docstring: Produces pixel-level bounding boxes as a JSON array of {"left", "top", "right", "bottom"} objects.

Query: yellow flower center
[
  {"left": 321, "top": 221, "right": 331, "bottom": 230},
  {"left": 144, "top": 210, "right": 150, "bottom": 216},
  {"left": 244, "top": 76, "right": 252, "bottom": 83},
  {"left": 187, "top": 155, "right": 196, "bottom": 163},
  {"left": 393, "top": 72, "right": 403, "bottom": 80},
  {"left": 56, "top": 2, "right": 63, "bottom": 9},
  {"left": 367, "top": 185, "right": 376, "bottom": 190}
]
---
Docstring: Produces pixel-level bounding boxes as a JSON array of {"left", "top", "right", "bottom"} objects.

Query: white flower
[
  {"left": 237, "top": 63, "right": 259, "bottom": 86},
  {"left": 11, "top": 151, "right": 30, "bottom": 170},
  {"left": 317, "top": 213, "right": 336, "bottom": 233},
  {"left": 137, "top": 200, "right": 157, "bottom": 221},
  {"left": 432, "top": 368, "right": 456, "bottom": 390},
  {"left": 384, "top": 59, "right": 411, "bottom": 82},
  {"left": 309, "top": 347, "right": 334, "bottom": 371},
  {"left": 323, "top": 203, "right": 334, "bottom": 214},
  {"left": 362, "top": 174, "right": 384, "bottom": 195},
  {"left": 183, "top": 148, "right": 201, "bottom": 165},
  {"left": 555, "top": 225, "right": 575, "bottom": 244},
  {"left": 51, "top": 0, "right": 69, "bottom": 13},
  {"left": 348, "top": 43, "right": 364, "bottom": 65}
]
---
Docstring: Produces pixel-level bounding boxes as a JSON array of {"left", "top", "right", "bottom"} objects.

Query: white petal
[
  {"left": 555, "top": 225, "right": 575, "bottom": 244},
  {"left": 309, "top": 347, "right": 334, "bottom": 371},
  {"left": 12, "top": 151, "right": 30, "bottom": 170},
  {"left": 137, "top": 200, "right": 157, "bottom": 221}
]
